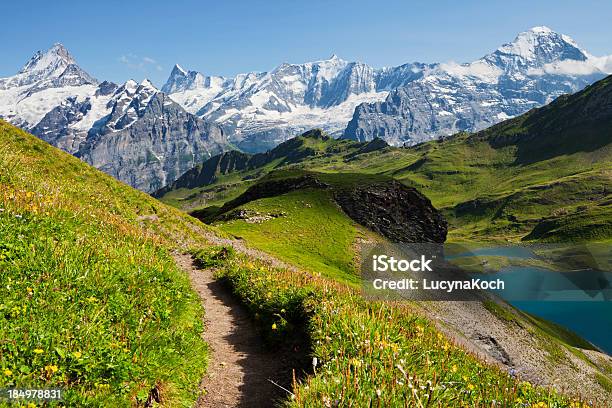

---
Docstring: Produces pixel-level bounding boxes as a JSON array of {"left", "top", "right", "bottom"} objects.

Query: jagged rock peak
[{"left": 19, "top": 43, "right": 76, "bottom": 74}]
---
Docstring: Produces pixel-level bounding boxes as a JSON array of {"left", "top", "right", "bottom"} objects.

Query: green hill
[
  {"left": 154, "top": 129, "right": 390, "bottom": 210},
  {"left": 0, "top": 120, "right": 213, "bottom": 406},
  {"left": 194, "top": 169, "right": 447, "bottom": 283}
]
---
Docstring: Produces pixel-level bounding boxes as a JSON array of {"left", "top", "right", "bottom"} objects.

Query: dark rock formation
[{"left": 334, "top": 180, "right": 447, "bottom": 243}]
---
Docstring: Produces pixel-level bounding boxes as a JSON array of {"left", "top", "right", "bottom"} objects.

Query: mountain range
[
  {"left": 163, "top": 26, "right": 610, "bottom": 150},
  {"left": 0, "top": 44, "right": 228, "bottom": 192},
  {"left": 0, "top": 27, "right": 610, "bottom": 192}
]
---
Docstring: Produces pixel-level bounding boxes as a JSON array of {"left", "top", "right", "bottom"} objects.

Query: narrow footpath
[{"left": 173, "top": 254, "right": 292, "bottom": 407}]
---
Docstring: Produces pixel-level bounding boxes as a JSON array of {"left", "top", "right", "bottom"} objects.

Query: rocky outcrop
[
  {"left": 78, "top": 92, "right": 228, "bottom": 192},
  {"left": 197, "top": 173, "right": 447, "bottom": 244},
  {"left": 334, "top": 180, "right": 447, "bottom": 243}
]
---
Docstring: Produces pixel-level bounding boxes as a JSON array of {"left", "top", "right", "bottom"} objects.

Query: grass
[
  {"left": 160, "top": 78, "right": 612, "bottom": 243},
  {"left": 193, "top": 247, "right": 598, "bottom": 407},
  {"left": 596, "top": 373, "right": 612, "bottom": 393},
  {"left": 0, "top": 120, "right": 214, "bottom": 406},
  {"left": 215, "top": 188, "right": 364, "bottom": 284}
]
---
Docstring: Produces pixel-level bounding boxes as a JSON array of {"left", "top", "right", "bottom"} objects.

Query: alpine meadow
[{"left": 1, "top": 4, "right": 612, "bottom": 407}]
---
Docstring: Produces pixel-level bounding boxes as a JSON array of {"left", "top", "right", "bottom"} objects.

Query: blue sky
[{"left": 2, "top": 0, "right": 611, "bottom": 86}]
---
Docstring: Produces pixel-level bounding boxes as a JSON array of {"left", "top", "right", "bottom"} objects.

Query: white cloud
[
  {"left": 590, "top": 55, "right": 612, "bottom": 73},
  {"left": 118, "top": 54, "right": 161, "bottom": 72},
  {"left": 527, "top": 55, "right": 612, "bottom": 76},
  {"left": 438, "top": 60, "right": 502, "bottom": 83}
]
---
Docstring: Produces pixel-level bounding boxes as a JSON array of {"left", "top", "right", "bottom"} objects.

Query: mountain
[
  {"left": 161, "top": 64, "right": 233, "bottom": 111},
  {"left": 0, "top": 44, "right": 230, "bottom": 192},
  {"left": 3, "top": 28, "right": 609, "bottom": 190},
  {"left": 152, "top": 129, "right": 389, "bottom": 204},
  {"left": 163, "top": 55, "right": 432, "bottom": 152},
  {"left": 0, "top": 43, "right": 98, "bottom": 129},
  {"left": 344, "top": 26, "right": 609, "bottom": 145},
  {"left": 162, "top": 27, "right": 610, "bottom": 152}
]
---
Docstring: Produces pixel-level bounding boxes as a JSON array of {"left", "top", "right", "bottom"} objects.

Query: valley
[{"left": 1, "top": 10, "right": 611, "bottom": 406}]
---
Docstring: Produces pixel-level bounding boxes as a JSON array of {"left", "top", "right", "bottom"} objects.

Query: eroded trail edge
[{"left": 174, "top": 253, "right": 292, "bottom": 407}]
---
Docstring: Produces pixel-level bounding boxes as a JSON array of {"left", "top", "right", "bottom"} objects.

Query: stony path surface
[{"left": 173, "top": 254, "right": 291, "bottom": 407}]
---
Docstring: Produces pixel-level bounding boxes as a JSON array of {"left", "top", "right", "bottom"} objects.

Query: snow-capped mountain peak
[
  {"left": 1, "top": 42, "right": 97, "bottom": 93},
  {"left": 139, "top": 78, "right": 158, "bottom": 92},
  {"left": 9, "top": 42, "right": 98, "bottom": 90},
  {"left": 345, "top": 26, "right": 608, "bottom": 147},
  {"left": 173, "top": 63, "right": 187, "bottom": 75},
  {"left": 494, "top": 27, "right": 588, "bottom": 66},
  {"left": 19, "top": 43, "right": 75, "bottom": 75},
  {"left": 0, "top": 43, "right": 99, "bottom": 127}
]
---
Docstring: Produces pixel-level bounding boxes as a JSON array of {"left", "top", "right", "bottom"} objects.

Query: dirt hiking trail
[{"left": 174, "top": 253, "right": 298, "bottom": 407}]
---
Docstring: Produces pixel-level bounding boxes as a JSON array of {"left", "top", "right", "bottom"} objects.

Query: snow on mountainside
[
  {"left": 163, "top": 55, "right": 429, "bottom": 152},
  {"left": 2, "top": 27, "right": 610, "bottom": 188},
  {"left": 0, "top": 44, "right": 229, "bottom": 192},
  {"left": 344, "top": 26, "right": 611, "bottom": 145},
  {"left": 163, "top": 27, "right": 610, "bottom": 151},
  {"left": 0, "top": 43, "right": 98, "bottom": 129},
  {"left": 161, "top": 64, "right": 233, "bottom": 112}
]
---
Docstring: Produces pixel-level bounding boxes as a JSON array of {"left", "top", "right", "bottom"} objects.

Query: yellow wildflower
[
  {"left": 3, "top": 368, "right": 12, "bottom": 376},
  {"left": 73, "top": 351, "right": 82, "bottom": 358},
  {"left": 451, "top": 364, "right": 458, "bottom": 373},
  {"left": 271, "top": 323, "right": 277, "bottom": 330},
  {"left": 45, "top": 364, "right": 59, "bottom": 374},
  {"left": 33, "top": 348, "right": 44, "bottom": 354}
]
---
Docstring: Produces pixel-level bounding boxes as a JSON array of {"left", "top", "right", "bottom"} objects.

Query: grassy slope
[
  {"left": 155, "top": 79, "right": 611, "bottom": 403},
  {"left": 194, "top": 247, "right": 602, "bottom": 407},
  {"left": 217, "top": 189, "right": 362, "bottom": 284},
  {"left": 0, "top": 120, "right": 214, "bottom": 406},
  {"left": 161, "top": 135, "right": 610, "bottom": 243},
  {"left": 376, "top": 135, "right": 610, "bottom": 242},
  {"left": 208, "top": 170, "right": 396, "bottom": 283}
]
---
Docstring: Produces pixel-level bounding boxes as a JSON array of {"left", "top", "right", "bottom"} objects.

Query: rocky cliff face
[
  {"left": 163, "top": 56, "right": 431, "bottom": 152},
  {"left": 78, "top": 91, "right": 227, "bottom": 192},
  {"left": 334, "top": 180, "right": 447, "bottom": 243}
]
